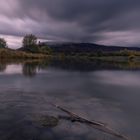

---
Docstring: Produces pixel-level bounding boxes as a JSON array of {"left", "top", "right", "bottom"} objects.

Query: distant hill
[
  {"left": 18, "top": 42, "right": 140, "bottom": 54},
  {"left": 40, "top": 42, "right": 140, "bottom": 53}
]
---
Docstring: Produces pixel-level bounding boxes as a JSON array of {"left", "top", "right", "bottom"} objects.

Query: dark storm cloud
[
  {"left": 1, "top": 0, "right": 140, "bottom": 48},
  {"left": 18, "top": 0, "right": 140, "bottom": 29}
]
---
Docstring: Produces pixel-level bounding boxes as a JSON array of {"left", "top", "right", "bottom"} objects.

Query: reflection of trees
[
  {"left": 49, "top": 57, "right": 140, "bottom": 71},
  {"left": 0, "top": 62, "right": 6, "bottom": 72},
  {"left": 22, "top": 60, "right": 49, "bottom": 77},
  {"left": 22, "top": 62, "right": 38, "bottom": 77}
]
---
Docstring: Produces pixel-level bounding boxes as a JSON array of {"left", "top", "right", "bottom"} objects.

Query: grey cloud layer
[{"left": 1, "top": 0, "right": 140, "bottom": 47}]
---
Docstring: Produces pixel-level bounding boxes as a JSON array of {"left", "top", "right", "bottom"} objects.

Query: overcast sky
[{"left": 0, "top": 0, "right": 140, "bottom": 48}]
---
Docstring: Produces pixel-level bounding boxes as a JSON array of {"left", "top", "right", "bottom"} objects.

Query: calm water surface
[{"left": 0, "top": 60, "right": 139, "bottom": 140}]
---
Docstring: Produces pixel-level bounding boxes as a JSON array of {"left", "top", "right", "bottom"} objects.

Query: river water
[{"left": 0, "top": 59, "right": 139, "bottom": 140}]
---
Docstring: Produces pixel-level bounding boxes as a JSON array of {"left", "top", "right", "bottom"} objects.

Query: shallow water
[{"left": 0, "top": 59, "right": 139, "bottom": 140}]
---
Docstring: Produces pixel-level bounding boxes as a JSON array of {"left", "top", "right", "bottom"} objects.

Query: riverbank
[
  {"left": 1, "top": 48, "right": 140, "bottom": 63},
  {"left": 0, "top": 48, "right": 49, "bottom": 59}
]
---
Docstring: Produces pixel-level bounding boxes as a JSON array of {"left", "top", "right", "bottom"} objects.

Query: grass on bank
[{"left": 0, "top": 48, "right": 49, "bottom": 59}]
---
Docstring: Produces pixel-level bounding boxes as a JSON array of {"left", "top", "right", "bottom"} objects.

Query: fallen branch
[
  {"left": 50, "top": 103, "right": 130, "bottom": 140},
  {"left": 58, "top": 115, "right": 106, "bottom": 125}
]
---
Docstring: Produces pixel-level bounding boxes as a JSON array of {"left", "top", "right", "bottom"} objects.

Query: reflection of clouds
[
  {"left": 3, "top": 64, "right": 22, "bottom": 74},
  {"left": 93, "top": 70, "right": 140, "bottom": 87},
  {"left": 1, "top": 63, "right": 42, "bottom": 77}
]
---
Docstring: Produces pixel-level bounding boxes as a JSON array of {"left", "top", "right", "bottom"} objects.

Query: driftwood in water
[
  {"left": 58, "top": 115, "right": 106, "bottom": 125},
  {"left": 51, "top": 103, "right": 130, "bottom": 140}
]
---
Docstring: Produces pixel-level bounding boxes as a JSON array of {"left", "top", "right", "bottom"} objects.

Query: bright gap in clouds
[
  {"left": 0, "top": 34, "right": 48, "bottom": 49},
  {"left": 0, "top": 34, "right": 22, "bottom": 49},
  {"left": 96, "top": 31, "right": 140, "bottom": 47}
]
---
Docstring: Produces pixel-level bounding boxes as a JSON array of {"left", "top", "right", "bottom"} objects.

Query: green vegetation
[
  {"left": 23, "top": 34, "right": 37, "bottom": 48},
  {"left": 0, "top": 38, "right": 7, "bottom": 48},
  {"left": 22, "top": 34, "right": 52, "bottom": 54},
  {"left": 39, "top": 45, "right": 52, "bottom": 54}
]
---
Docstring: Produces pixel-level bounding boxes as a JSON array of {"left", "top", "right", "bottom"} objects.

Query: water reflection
[
  {"left": 0, "top": 59, "right": 140, "bottom": 139},
  {"left": 1, "top": 58, "right": 140, "bottom": 77},
  {"left": 22, "top": 62, "right": 39, "bottom": 77},
  {"left": 0, "top": 60, "right": 48, "bottom": 77},
  {"left": 0, "top": 62, "right": 6, "bottom": 72}
]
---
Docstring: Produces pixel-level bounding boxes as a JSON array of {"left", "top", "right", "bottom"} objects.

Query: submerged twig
[{"left": 50, "top": 103, "right": 130, "bottom": 140}]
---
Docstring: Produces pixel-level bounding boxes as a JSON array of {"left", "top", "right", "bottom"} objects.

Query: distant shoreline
[{"left": 1, "top": 47, "right": 140, "bottom": 62}]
